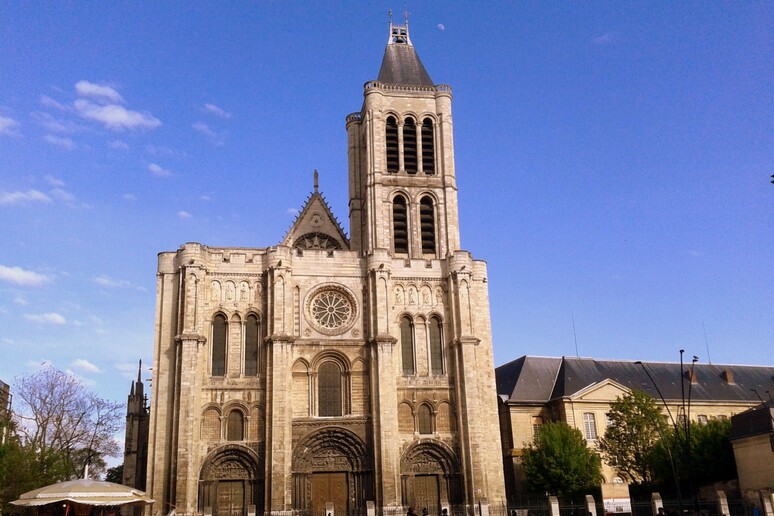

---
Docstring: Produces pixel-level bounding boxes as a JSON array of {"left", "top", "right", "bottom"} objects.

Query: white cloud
[
  {"left": 75, "top": 80, "right": 124, "bottom": 103},
  {"left": 44, "top": 134, "right": 76, "bottom": 149},
  {"left": 0, "top": 265, "right": 50, "bottom": 286},
  {"left": 65, "top": 369, "right": 97, "bottom": 387},
  {"left": 200, "top": 195, "right": 211, "bottom": 201},
  {"left": 193, "top": 121, "right": 216, "bottom": 138},
  {"left": 44, "top": 175, "right": 66, "bottom": 187},
  {"left": 13, "top": 295, "right": 29, "bottom": 306},
  {"left": 109, "top": 140, "right": 129, "bottom": 150},
  {"left": 287, "top": 208, "right": 300, "bottom": 216},
  {"left": 123, "top": 193, "right": 137, "bottom": 201},
  {"left": 0, "top": 189, "right": 52, "bottom": 205},
  {"left": 177, "top": 210, "right": 192, "bottom": 219},
  {"left": 203, "top": 103, "right": 232, "bottom": 119},
  {"left": 193, "top": 122, "right": 226, "bottom": 145},
  {"left": 32, "top": 112, "right": 84, "bottom": 134},
  {"left": 24, "top": 312, "right": 67, "bottom": 324},
  {"left": 93, "top": 274, "right": 146, "bottom": 292},
  {"left": 50, "top": 188, "right": 76, "bottom": 202},
  {"left": 1, "top": 338, "right": 14, "bottom": 345},
  {"left": 72, "top": 358, "right": 100, "bottom": 373},
  {"left": 74, "top": 99, "right": 161, "bottom": 131},
  {"left": 40, "top": 95, "right": 67, "bottom": 110},
  {"left": 148, "top": 163, "right": 172, "bottom": 177},
  {"left": 594, "top": 32, "right": 615, "bottom": 45},
  {"left": 0, "top": 115, "right": 20, "bottom": 136}
]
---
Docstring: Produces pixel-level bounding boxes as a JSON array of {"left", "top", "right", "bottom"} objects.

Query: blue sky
[{"left": 1, "top": 2, "right": 772, "bottom": 407}]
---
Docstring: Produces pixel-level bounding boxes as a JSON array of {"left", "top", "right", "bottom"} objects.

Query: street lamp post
[{"left": 635, "top": 361, "right": 683, "bottom": 514}]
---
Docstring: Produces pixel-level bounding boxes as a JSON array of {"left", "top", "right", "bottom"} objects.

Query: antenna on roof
[
  {"left": 571, "top": 312, "right": 579, "bottom": 358},
  {"left": 703, "top": 322, "right": 712, "bottom": 364}
]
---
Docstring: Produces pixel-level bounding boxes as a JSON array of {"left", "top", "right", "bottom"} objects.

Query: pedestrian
[
  {"left": 408, "top": 507, "right": 418, "bottom": 516},
  {"left": 423, "top": 509, "right": 429, "bottom": 516}
]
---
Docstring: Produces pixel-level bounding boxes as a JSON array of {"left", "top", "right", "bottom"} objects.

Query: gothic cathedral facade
[{"left": 146, "top": 22, "right": 505, "bottom": 516}]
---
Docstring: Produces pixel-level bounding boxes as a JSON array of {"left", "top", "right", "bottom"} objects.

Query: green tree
[
  {"left": 105, "top": 464, "right": 124, "bottom": 484},
  {"left": 0, "top": 419, "right": 68, "bottom": 513},
  {"left": 651, "top": 418, "right": 736, "bottom": 489},
  {"left": 13, "top": 366, "right": 123, "bottom": 481},
  {"left": 522, "top": 421, "right": 602, "bottom": 499},
  {"left": 598, "top": 389, "right": 667, "bottom": 484}
]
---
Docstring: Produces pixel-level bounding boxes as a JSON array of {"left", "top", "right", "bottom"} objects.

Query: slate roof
[
  {"left": 497, "top": 355, "right": 774, "bottom": 405},
  {"left": 376, "top": 22, "right": 434, "bottom": 86}
]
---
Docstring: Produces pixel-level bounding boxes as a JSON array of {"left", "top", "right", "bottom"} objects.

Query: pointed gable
[{"left": 282, "top": 179, "right": 349, "bottom": 251}]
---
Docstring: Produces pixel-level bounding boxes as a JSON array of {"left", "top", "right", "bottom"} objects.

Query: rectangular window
[
  {"left": 697, "top": 414, "right": 708, "bottom": 425},
  {"left": 532, "top": 416, "right": 543, "bottom": 437},
  {"left": 583, "top": 412, "right": 597, "bottom": 440}
]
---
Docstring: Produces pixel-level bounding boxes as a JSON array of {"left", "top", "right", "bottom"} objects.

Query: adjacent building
[
  {"left": 496, "top": 355, "right": 774, "bottom": 501},
  {"left": 146, "top": 21, "right": 505, "bottom": 516},
  {"left": 730, "top": 400, "right": 774, "bottom": 505},
  {"left": 124, "top": 361, "right": 150, "bottom": 493}
]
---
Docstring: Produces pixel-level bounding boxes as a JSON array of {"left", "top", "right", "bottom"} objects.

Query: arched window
[
  {"left": 420, "top": 196, "right": 436, "bottom": 255},
  {"left": 244, "top": 314, "right": 260, "bottom": 376},
  {"left": 403, "top": 117, "right": 418, "bottom": 174},
  {"left": 417, "top": 404, "right": 433, "bottom": 435},
  {"left": 211, "top": 314, "right": 227, "bottom": 376},
  {"left": 392, "top": 195, "right": 409, "bottom": 254},
  {"left": 318, "top": 362, "right": 342, "bottom": 417},
  {"left": 386, "top": 116, "right": 399, "bottom": 173},
  {"left": 429, "top": 316, "right": 443, "bottom": 374},
  {"left": 421, "top": 118, "right": 435, "bottom": 174},
  {"left": 226, "top": 410, "right": 244, "bottom": 441},
  {"left": 400, "top": 316, "right": 415, "bottom": 375}
]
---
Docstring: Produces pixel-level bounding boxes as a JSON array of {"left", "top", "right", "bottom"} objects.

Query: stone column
[
  {"left": 174, "top": 333, "right": 206, "bottom": 515},
  {"left": 265, "top": 334, "right": 296, "bottom": 514}
]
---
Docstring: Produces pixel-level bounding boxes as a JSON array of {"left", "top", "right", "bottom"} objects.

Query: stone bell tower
[
  {"left": 345, "top": 17, "right": 506, "bottom": 513},
  {"left": 346, "top": 18, "right": 461, "bottom": 258}
]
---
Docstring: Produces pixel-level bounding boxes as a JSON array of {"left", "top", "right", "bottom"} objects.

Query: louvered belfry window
[
  {"left": 400, "top": 316, "right": 415, "bottom": 375},
  {"left": 318, "top": 362, "right": 342, "bottom": 417},
  {"left": 244, "top": 314, "right": 260, "bottom": 376},
  {"left": 429, "top": 316, "right": 443, "bottom": 374},
  {"left": 418, "top": 404, "right": 433, "bottom": 434},
  {"left": 420, "top": 196, "right": 436, "bottom": 255},
  {"left": 227, "top": 411, "right": 244, "bottom": 441},
  {"left": 421, "top": 118, "right": 435, "bottom": 174},
  {"left": 393, "top": 195, "right": 409, "bottom": 254},
  {"left": 211, "top": 314, "right": 227, "bottom": 376},
  {"left": 403, "top": 117, "right": 418, "bottom": 174},
  {"left": 386, "top": 116, "right": 399, "bottom": 173}
]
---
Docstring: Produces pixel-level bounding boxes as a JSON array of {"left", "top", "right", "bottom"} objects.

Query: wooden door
[
  {"left": 217, "top": 480, "right": 245, "bottom": 516},
  {"left": 311, "top": 472, "right": 348, "bottom": 516},
  {"left": 413, "top": 475, "right": 440, "bottom": 516}
]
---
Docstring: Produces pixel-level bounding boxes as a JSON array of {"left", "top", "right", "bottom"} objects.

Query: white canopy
[{"left": 11, "top": 478, "right": 154, "bottom": 507}]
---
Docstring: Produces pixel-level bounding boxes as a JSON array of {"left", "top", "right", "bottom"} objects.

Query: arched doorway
[
  {"left": 400, "top": 440, "right": 463, "bottom": 515},
  {"left": 198, "top": 445, "right": 264, "bottom": 516},
  {"left": 292, "top": 427, "right": 373, "bottom": 516}
]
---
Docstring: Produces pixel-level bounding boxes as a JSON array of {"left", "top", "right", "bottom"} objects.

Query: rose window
[{"left": 305, "top": 285, "right": 357, "bottom": 335}]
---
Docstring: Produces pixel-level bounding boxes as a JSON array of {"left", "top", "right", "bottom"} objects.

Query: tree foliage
[
  {"left": 105, "top": 464, "right": 124, "bottom": 484},
  {"left": 12, "top": 366, "right": 123, "bottom": 481},
  {"left": 651, "top": 418, "right": 736, "bottom": 489},
  {"left": 521, "top": 421, "right": 602, "bottom": 499},
  {"left": 598, "top": 389, "right": 667, "bottom": 484},
  {"left": 0, "top": 419, "right": 69, "bottom": 512}
]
